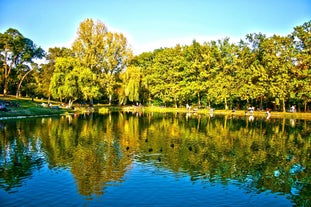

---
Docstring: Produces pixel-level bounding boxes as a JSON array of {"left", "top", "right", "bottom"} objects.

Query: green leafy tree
[
  {"left": 291, "top": 20, "right": 311, "bottom": 111},
  {"left": 78, "top": 66, "right": 101, "bottom": 104},
  {"left": 102, "top": 73, "right": 116, "bottom": 105},
  {"left": 208, "top": 38, "right": 238, "bottom": 110},
  {"left": 146, "top": 47, "right": 184, "bottom": 107},
  {"left": 119, "top": 65, "right": 142, "bottom": 105},
  {"left": 118, "top": 21, "right": 311, "bottom": 111},
  {"left": 260, "top": 35, "right": 294, "bottom": 111},
  {"left": 130, "top": 52, "right": 155, "bottom": 105},
  {"left": 182, "top": 41, "right": 207, "bottom": 107},
  {"left": 50, "top": 57, "right": 80, "bottom": 106},
  {"left": 0, "top": 28, "right": 44, "bottom": 95},
  {"left": 35, "top": 47, "right": 73, "bottom": 100},
  {"left": 235, "top": 34, "right": 267, "bottom": 108},
  {"left": 72, "top": 18, "right": 132, "bottom": 104}
]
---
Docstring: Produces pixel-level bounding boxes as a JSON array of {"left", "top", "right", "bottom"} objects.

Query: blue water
[
  {"left": 0, "top": 160, "right": 293, "bottom": 207},
  {"left": 1, "top": 113, "right": 309, "bottom": 206}
]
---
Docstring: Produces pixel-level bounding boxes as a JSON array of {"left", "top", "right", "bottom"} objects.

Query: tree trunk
[
  {"left": 109, "top": 95, "right": 112, "bottom": 105},
  {"left": 48, "top": 95, "right": 51, "bottom": 105},
  {"left": 3, "top": 53, "right": 16, "bottom": 96},
  {"left": 68, "top": 99, "right": 73, "bottom": 108},
  {"left": 119, "top": 97, "right": 124, "bottom": 106},
  {"left": 282, "top": 98, "right": 286, "bottom": 112},
  {"left": 224, "top": 97, "right": 228, "bottom": 110},
  {"left": 3, "top": 80, "right": 8, "bottom": 96},
  {"left": 16, "top": 70, "right": 33, "bottom": 98},
  {"left": 197, "top": 92, "right": 201, "bottom": 107},
  {"left": 3, "top": 51, "right": 9, "bottom": 96},
  {"left": 260, "top": 96, "right": 263, "bottom": 110}
]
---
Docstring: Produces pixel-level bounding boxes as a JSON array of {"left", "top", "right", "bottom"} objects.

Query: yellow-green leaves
[{"left": 71, "top": 18, "right": 133, "bottom": 104}]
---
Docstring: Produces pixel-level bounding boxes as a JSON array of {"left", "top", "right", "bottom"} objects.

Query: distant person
[
  {"left": 248, "top": 106, "right": 254, "bottom": 115},
  {"left": 249, "top": 115, "right": 254, "bottom": 122},
  {"left": 266, "top": 108, "right": 271, "bottom": 119},
  {"left": 186, "top": 103, "right": 190, "bottom": 110}
]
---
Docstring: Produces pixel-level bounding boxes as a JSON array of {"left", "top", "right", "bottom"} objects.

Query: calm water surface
[{"left": 0, "top": 112, "right": 310, "bottom": 206}]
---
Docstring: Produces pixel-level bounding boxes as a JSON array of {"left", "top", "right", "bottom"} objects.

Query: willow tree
[
  {"left": 130, "top": 52, "right": 155, "bottom": 105},
  {"left": 72, "top": 18, "right": 132, "bottom": 104},
  {"left": 0, "top": 28, "right": 44, "bottom": 96},
  {"left": 36, "top": 47, "right": 73, "bottom": 101},
  {"left": 50, "top": 57, "right": 80, "bottom": 106},
  {"left": 119, "top": 65, "right": 142, "bottom": 105}
]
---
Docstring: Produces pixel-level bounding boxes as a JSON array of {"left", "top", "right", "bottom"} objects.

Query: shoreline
[
  {"left": 1, "top": 95, "right": 311, "bottom": 120},
  {"left": 1, "top": 109, "right": 311, "bottom": 121}
]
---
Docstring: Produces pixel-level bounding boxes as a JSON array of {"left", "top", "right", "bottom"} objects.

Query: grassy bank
[
  {"left": 1, "top": 96, "right": 311, "bottom": 120},
  {"left": 0, "top": 96, "right": 70, "bottom": 119}
]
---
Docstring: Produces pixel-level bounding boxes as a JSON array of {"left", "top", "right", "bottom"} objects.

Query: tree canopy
[
  {"left": 0, "top": 28, "right": 45, "bottom": 96},
  {"left": 128, "top": 20, "right": 311, "bottom": 112},
  {"left": 1, "top": 19, "right": 310, "bottom": 112}
]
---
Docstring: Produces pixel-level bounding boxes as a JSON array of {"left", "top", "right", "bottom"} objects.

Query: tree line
[{"left": 0, "top": 19, "right": 310, "bottom": 111}]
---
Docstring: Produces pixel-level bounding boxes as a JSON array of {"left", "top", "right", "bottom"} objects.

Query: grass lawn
[{"left": 0, "top": 95, "right": 69, "bottom": 119}]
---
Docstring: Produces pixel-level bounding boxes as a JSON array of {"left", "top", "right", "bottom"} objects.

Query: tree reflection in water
[{"left": 0, "top": 112, "right": 310, "bottom": 206}]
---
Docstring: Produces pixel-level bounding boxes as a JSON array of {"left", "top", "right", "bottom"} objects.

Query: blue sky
[{"left": 1, "top": 0, "right": 310, "bottom": 54}]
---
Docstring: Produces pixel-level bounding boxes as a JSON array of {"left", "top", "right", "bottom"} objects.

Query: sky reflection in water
[{"left": 0, "top": 112, "right": 310, "bottom": 206}]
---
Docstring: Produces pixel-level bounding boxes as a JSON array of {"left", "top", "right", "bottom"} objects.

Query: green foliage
[
  {"left": 34, "top": 47, "right": 74, "bottom": 99},
  {"left": 50, "top": 57, "right": 79, "bottom": 105},
  {"left": 129, "top": 20, "right": 311, "bottom": 111},
  {"left": 119, "top": 66, "right": 142, "bottom": 104},
  {"left": 2, "top": 20, "right": 311, "bottom": 112},
  {"left": 0, "top": 28, "right": 45, "bottom": 96},
  {"left": 70, "top": 18, "right": 132, "bottom": 104}
]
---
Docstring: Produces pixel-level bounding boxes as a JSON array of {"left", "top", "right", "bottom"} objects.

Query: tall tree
[
  {"left": 235, "top": 34, "right": 267, "bottom": 108},
  {"left": 0, "top": 28, "right": 44, "bottom": 96},
  {"left": 145, "top": 47, "right": 184, "bottom": 107},
  {"left": 119, "top": 65, "right": 142, "bottom": 105},
  {"left": 182, "top": 40, "right": 206, "bottom": 107},
  {"left": 208, "top": 38, "right": 238, "bottom": 110},
  {"left": 50, "top": 57, "right": 80, "bottom": 106},
  {"left": 130, "top": 52, "right": 155, "bottom": 105},
  {"left": 78, "top": 66, "right": 101, "bottom": 104},
  {"left": 72, "top": 18, "right": 132, "bottom": 104},
  {"left": 36, "top": 47, "right": 73, "bottom": 100},
  {"left": 291, "top": 20, "right": 311, "bottom": 111},
  {"left": 260, "top": 35, "right": 294, "bottom": 112}
]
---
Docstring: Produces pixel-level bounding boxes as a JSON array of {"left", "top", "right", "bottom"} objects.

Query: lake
[{"left": 0, "top": 112, "right": 310, "bottom": 206}]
